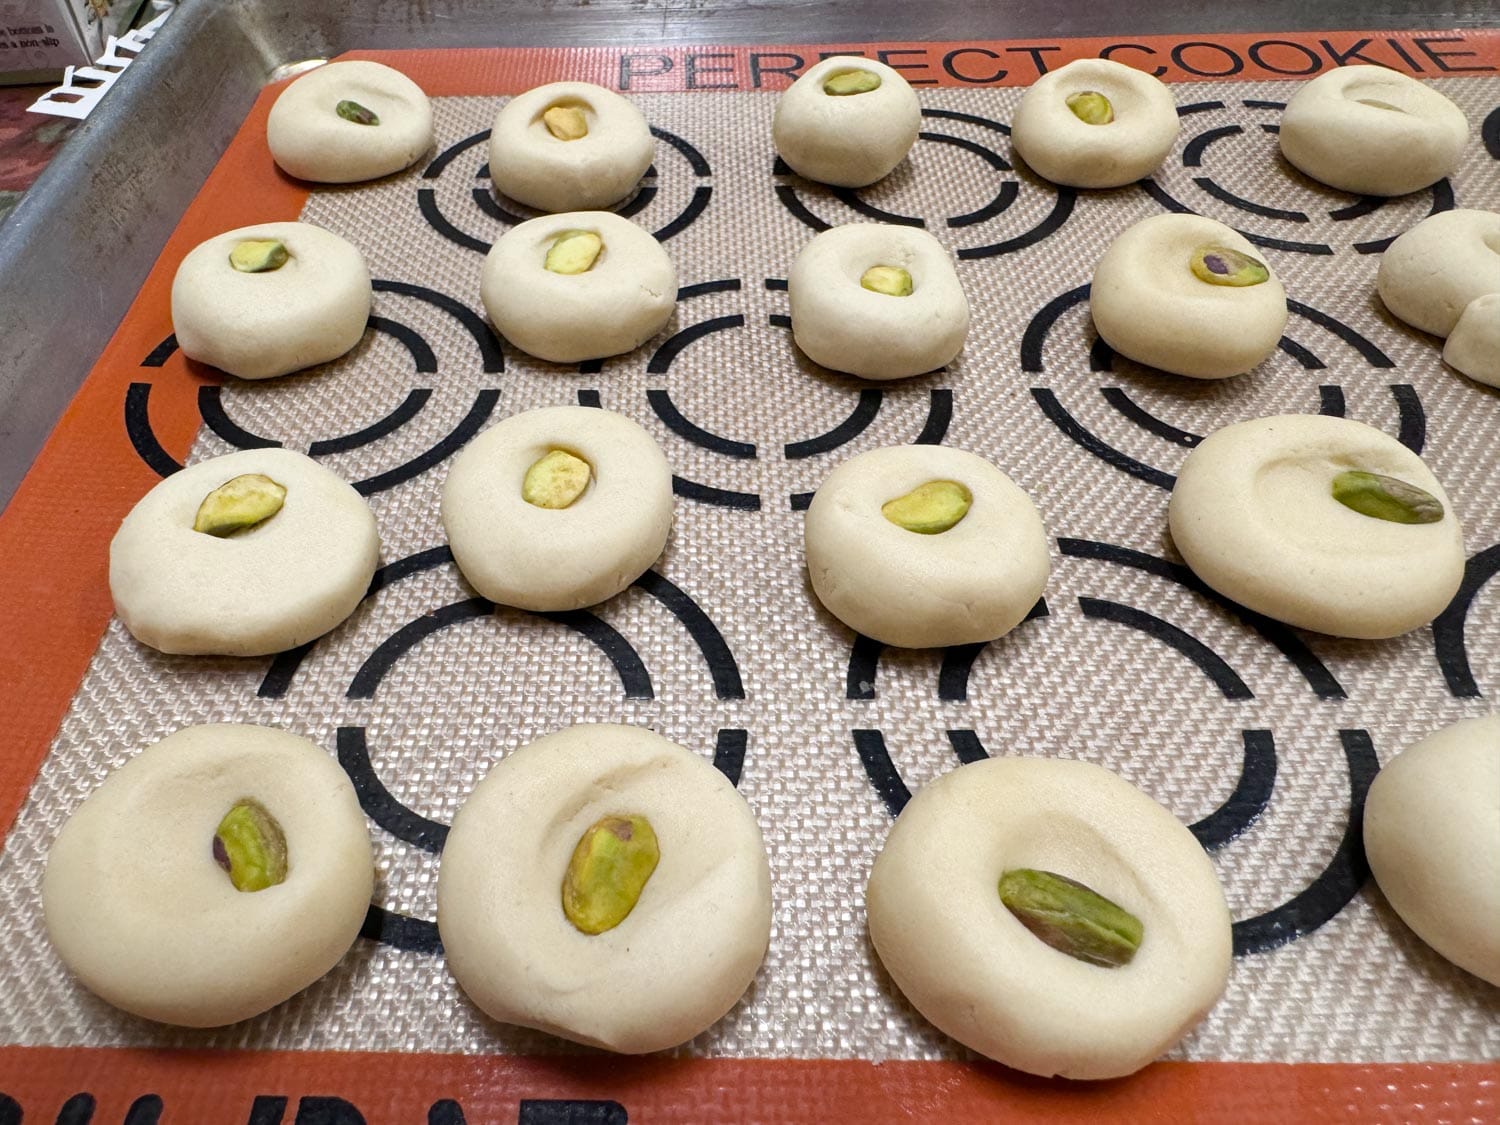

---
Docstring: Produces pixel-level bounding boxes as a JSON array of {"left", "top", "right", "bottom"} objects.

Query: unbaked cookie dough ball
[
  {"left": 266, "top": 60, "right": 434, "bottom": 183},
  {"left": 43, "top": 723, "right": 374, "bottom": 1027},
  {"left": 110, "top": 448, "right": 380, "bottom": 657},
  {"left": 1011, "top": 58, "right": 1180, "bottom": 189},
  {"left": 437, "top": 723, "right": 772, "bottom": 1053},
  {"left": 442, "top": 406, "right": 672, "bottom": 611},
  {"left": 1376, "top": 210, "right": 1500, "bottom": 338},
  {"left": 1169, "top": 414, "right": 1465, "bottom": 639},
  {"left": 1279, "top": 66, "right": 1468, "bottom": 196},
  {"left": 1091, "top": 214, "right": 1288, "bottom": 379},
  {"left": 1364, "top": 714, "right": 1500, "bottom": 987},
  {"left": 480, "top": 211, "right": 677, "bottom": 364},
  {"left": 773, "top": 56, "right": 921, "bottom": 188},
  {"left": 171, "top": 221, "right": 371, "bottom": 380},
  {"left": 788, "top": 223, "right": 969, "bottom": 380},
  {"left": 804, "top": 445, "right": 1049, "bottom": 648},
  {"left": 867, "top": 756, "right": 1232, "bottom": 1080},
  {"left": 1444, "top": 294, "right": 1500, "bottom": 387},
  {"left": 488, "top": 82, "right": 655, "bottom": 212}
]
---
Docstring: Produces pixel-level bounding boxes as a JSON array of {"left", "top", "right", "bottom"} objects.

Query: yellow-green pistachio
[
  {"left": 543, "top": 104, "right": 589, "bottom": 140},
  {"left": 998, "top": 868, "right": 1143, "bottom": 968},
  {"left": 522, "top": 449, "right": 593, "bottom": 509},
  {"left": 228, "top": 239, "right": 289, "bottom": 274},
  {"left": 1190, "top": 244, "right": 1271, "bottom": 287},
  {"left": 1065, "top": 90, "right": 1114, "bottom": 125},
  {"left": 192, "top": 473, "right": 287, "bottom": 537},
  {"left": 213, "top": 798, "right": 289, "bottom": 893},
  {"left": 881, "top": 480, "right": 973, "bottom": 534},
  {"left": 544, "top": 229, "right": 604, "bottom": 275},
  {"left": 335, "top": 99, "right": 380, "bottom": 126},
  {"left": 823, "top": 69, "right": 881, "bottom": 96},
  {"left": 1331, "top": 469, "right": 1444, "bottom": 524},
  {"left": 561, "top": 813, "right": 660, "bottom": 935},
  {"left": 860, "top": 265, "right": 914, "bottom": 297}
]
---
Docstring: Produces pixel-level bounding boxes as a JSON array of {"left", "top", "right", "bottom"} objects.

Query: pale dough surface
[
  {"left": 441, "top": 406, "right": 673, "bottom": 611},
  {"left": 42, "top": 724, "right": 374, "bottom": 1027},
  {"left": 1377, "top": 209, "right": 1500, "bottom": 338},
  {"left": 1090, "top": 213, "right": 1288, "bottom": 379},
  {"left": 804, "top": 445, "right": 1050, "bottom": 648},
  {"left": 109, "top": 448, "right": 381, "bottom": 657},
  {"left": 1444, "top": 293, "right": 1500, "bottom": 387},
  {"left": 488, "top": 82, "right": 654, "bottom": 212},
  {"left": 772, "top": 57, "right": 921, "bottom": 188},
  {"left": 1168, "top": 414, "right": 1465, "bottom": 639},
  {"left": 1279, "top": 66, "right": 1468, "bottom": 196},
  {"left": 1363, "top": 714, "right": 1500, "bottom": 988},
  {"left": 436, "top": 723, "right": 773, "bottom": 1053},
  {"left": 1010, "top": 58, "right": 1180, "bottom": 189},
  {"left": 266, "top": 60, "right": 434, "bottom": 184},
  {"left": 480, "top": 211, "right": 677, "bottom": 364},
  {"left": 171, "top": 221, "right": 372, "bottom": 380},
  {"left": 788, "top": 223, "right": 970, "bottom": 380},
  {"left": 866, "top": 756, "right": 1232, "bottom": 1080}
]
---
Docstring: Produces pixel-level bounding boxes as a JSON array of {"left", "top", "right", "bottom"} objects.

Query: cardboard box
[{"left": 0, "top": 0, "right": 141, "bottom": 82}]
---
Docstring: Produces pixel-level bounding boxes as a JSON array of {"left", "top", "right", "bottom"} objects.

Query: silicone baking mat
[{"left": 1, "top": 31, "right": 1498, "bottom": 1122}]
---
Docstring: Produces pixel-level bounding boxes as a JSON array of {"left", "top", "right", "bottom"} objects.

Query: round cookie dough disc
[
  {"left": 867, "top": 756, "right": 1232, "bottom": 1080},
  {"left": 1168, "top": 414, "right": 1465, "bottom": 639},
  {"left": 109, "top": 448, "right": 381, "bottom": 656},
  {"left": 1444, "top": 294, "right": 1500, "bottom": 387},
  {"left": 788, "top": 223, "right": 970, "bottom": 380},
  {"left": 43, "top": 724, "right": 374, "bottom": 1027},
  {"left": 1011, "top": 58, "right": 1180, "bottom": 189},
  {"left": 171, "top": 221, "right": 372, "bottom": 380},
  {"left": 772, "top": 56, "right": 921, "bottom": 188},
  {"left": 437, "top": 724, "right": 773, "bottom": 1053},
  {"left": 480, "top": 212, "right": 677, "bottom": 364},
  {"left": 1363, "top": 714, "right": 1500, "bottom": 987},
  {"left": 266, "top": 60, "right": 434, "bottom": 183},
  {"left": 1279, "top": 66, "right": 1468, "bottom": 196},
  {"left": 1376, "top": 209, "right": 1500, "bottom": 338},
  {"left": 488, "top": 82, "right": 654, "bottom": 212},
  {"left": 805, "top": 445, "right": 1049, "bottom": 648},
  {"left": 1091, "top": 213, "right": 1288, "bottom": 379},
  {"left": 441, "top": 406, "right": 673, "bottom": 611}
]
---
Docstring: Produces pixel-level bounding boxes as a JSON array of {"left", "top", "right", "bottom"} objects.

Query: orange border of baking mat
[{"left": 2, "top": 30, "right": 1498, "bottom": 1122}]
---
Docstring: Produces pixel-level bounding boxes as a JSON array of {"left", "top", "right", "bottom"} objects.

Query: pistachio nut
[
  {"left": 998, "top": 867, "right": 1143, "bottom": 968},
  {"left": 192, "top": 473, "right": 287, "bottom": 537},
  {"left": 213, "top": 798, "right": 289, "bottom": 893},
  {"left": 860, "top": 265, "right": 914, "bottom": 297},
  {"left": 522, "top": 449, "right": 593, "bottom": 509},
  {"left": 544, "top": 229, "right": 604, "bottom": 275},
  {"left": 1190, "top": 244, "right": 1271, "bottom": 287},
  {"left": 1065, "top": 90, "right": 1114, "bottom": 125},
  {"left": 561, "top": 813, "right": 660, "bottom": 935},
  {"left": 543, "top": 104, "right": 589, "bottom": 141},
  {"left": 881, "top": 480, "right": 973, "bottom": 534},
  {"left": 1331, "top": 469, "right": 1444, "bottom": 524},
  {"left": 228, "top": 239, "right": 289, "bottom": 274},
  {"left": 335, "top": 99, "right": 380, "bottom": 126},
  {"left": 823, "top": 69, "right": 881, "bottom": 96}
]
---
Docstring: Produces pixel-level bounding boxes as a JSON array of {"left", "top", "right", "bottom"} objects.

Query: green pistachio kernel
[
  {"left": 881, "top": 480, "right": 973, "bottom": 535},
  {"left": 823, "top": 69, "right": 882, "bottom": 96},
  {"left": 227, "top": 239, "right": 289, "bottom": 274},
  {"left": 522, "top": 449, "right": 593, "bottom": 509},
  {"left": 1190, "top": 244, "right": 1271, "bottom": 287},
  {"left": 213, "top": 798, "right": 289, "bottom": 893},
  {"left": 1331, "top": 470, "right": 1444, "bottom": 525},
  {"left": 192, "top": 473, "right": 287, "bottom": 537},
  {"left": 561, "top": 814, "right": 661, "bottom": 935},
  {"left": 1065, "top": 90, "right": 1115, "bottom": 125},
  {"left": 544, "top": 229, "right": 604, "bottom": 275},
  {"left": 998, "top": 868, "right": 1143, "bottom": 968},
  {"left": 335, "top": 99, "right": 380, "bottom": 126},
  {"left": 860, "top": 265, "right": 914, "bottom": 297},
  {"left": 542, "top": 104, "right": 589, "bottom": 140}
]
